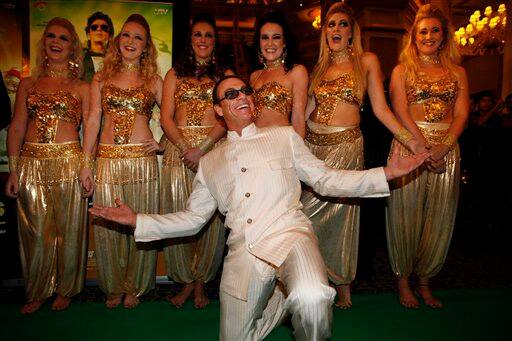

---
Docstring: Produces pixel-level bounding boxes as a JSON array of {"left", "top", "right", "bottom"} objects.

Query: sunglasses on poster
[
  {"left": 90, "top": 24, "right": 109, "bottom": 32},
  {"left": 218, "top": 86, "right": 254, "bottom": 103}
]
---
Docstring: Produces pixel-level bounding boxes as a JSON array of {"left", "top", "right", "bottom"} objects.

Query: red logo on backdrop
[{"left": 33, "top": 1, "right": 48, "bottom": 10}]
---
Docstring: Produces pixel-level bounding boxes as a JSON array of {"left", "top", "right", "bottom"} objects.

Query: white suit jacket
[{"left": 136, "top": 124, "right": 389, "bottom": 300}]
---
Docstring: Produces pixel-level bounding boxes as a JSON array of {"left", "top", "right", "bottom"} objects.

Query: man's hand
[
  {"left": 181, "top": 147, "right": 203, "bottom": 172},
  {"left": 89, "top": 198, "right": 137, "bottom": 227},
  {"left": 384, "top": 146, "right": 431, "bottom": 181}
]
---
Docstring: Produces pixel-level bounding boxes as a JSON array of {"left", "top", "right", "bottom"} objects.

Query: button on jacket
[{"left": 135, "top": 124, "right": 389, "bottom": 300}]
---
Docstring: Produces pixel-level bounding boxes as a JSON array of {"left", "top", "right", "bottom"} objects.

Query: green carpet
[{"left": 1, "top": 289, "right": 509, "bottom": 340}]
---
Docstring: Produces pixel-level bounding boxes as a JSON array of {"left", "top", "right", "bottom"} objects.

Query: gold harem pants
[
  {"left": 386, "top": 122, "right": 460, "bottom": 278},
  {"left": 301, "top": 121, "right": 364, "bottom": 285},
  {"left": 93, "top": 144, "right": 158, "bottom": 298},
  {"left": 161, "top": 126, "right": 225, "bottom": 284},
  {"left": 17, "top": 141, "right": 87, "bottom": 301}
]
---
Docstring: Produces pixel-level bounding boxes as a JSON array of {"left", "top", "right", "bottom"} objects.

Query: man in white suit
[{"left": 90, "top": 76, "right": 429, "bottom": 340}]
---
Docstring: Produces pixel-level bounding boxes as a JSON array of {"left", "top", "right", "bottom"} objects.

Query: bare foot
[
  {"left": 417, "top": 282, "right": 443, "bottom": 308},
  {"left": 20, "top": 300, "right": 44, "bottom": 314},
  {"left": 105, "top": 295, "right": 122, "bottom": 309},
  {"left": 51, "top": 295, "right": 71, "bottom": 311},
  {"left": 193, "top": 281, "right": 210, "bottom": 309},
  {"left": 334, "top": 284, "right": 352, "bottom": 309},
  {"left": 397, "top": 277, "right": 419, "bottom": 308},
  {"left": 123, "top": 294, "right": 140, "bottom": 309},
  {"left": 168, "top": 283, "right": 194, "bottom": 308}
]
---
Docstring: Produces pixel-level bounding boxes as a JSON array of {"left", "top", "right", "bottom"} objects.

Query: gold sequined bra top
[
  {"left": 101, "top": 84, "right": 155, "bottom": 144},
  {"left": 314, "top": 73, "right": 361, "bottom": 125},
  {"left": 254, "top": 81, "right": 292, "bottom": 117},
  {"left": 406, "top": 72, "right": 458, "bottom": 123},
  {"left": 174, "top": 79, "right": 214, "bottom": 126},
  {"left": 27, "top": 89, "right": 81, "bottom": 143}
]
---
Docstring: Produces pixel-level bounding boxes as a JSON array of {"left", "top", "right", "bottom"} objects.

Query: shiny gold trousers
[
  {"left": 161, "top": 126, "right": 225, "bottom": 283},
  {"left": 301, "top": 121, "right": 363, "bottom": 285},
  {"left": 17, "top": 141, "right": 87, "bottom": 301},
  {"left": 386, "top": 122, "right": 460, "bottom": 278},
  {"left": 93, "top": 144, "right": 159, "bottom": 298}
]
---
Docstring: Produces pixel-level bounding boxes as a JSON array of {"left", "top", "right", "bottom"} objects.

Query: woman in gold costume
[
  {"left": 159, "top": 13, "right": 230, "bottom": 309},
  {"left": 386, "top": 4, "right": 469, "bottom": 308},
  {"left": 250, "top": 12, "right": 307, "bottom": 137},
  {"left": 301, "top": 2, "right": 423, "bottom": 309},
  {"left": 80, "top": 14, "right": 163, "bottom": 309},
  {"left": 6, "top": 18, "right": 88, "bottom": 314}
]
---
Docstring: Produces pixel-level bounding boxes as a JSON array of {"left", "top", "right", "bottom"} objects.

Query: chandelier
[{"left": 454, "top": 4, "right": 507, "bottom": 56}]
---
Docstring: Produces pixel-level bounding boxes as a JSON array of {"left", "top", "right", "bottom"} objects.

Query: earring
[
  {"left": 258, "top": 51, "right": 264, "bottom": 64},
  {"left": 68, "top": 59, "right": 80, "bottom": 78},
  {"left": 211, "top": 48, "right": 216, "bottom": 65},
  {"left": 189, "top": 49, "right": 194, "bottom": 64},
  {"left": 44, "top": 54, "right": 49, "bottom": 69},
  {"left": 282, "top": 48, "right": 287, "bottom": 64}
]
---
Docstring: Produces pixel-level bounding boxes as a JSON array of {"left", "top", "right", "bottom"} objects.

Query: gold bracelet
[
  {"left": 441, "top": 133, "right": 456, "bottom": 149},
  {"left": 81, "top": 153, "right": 95, "bottom": 170},
  {"left": 175, "top": 139, "right": 189, "bottom": 153},
  {"left": 198, "top": 136, "right": 215, "bottom": 154},
  {"left": 8, "top": 156, "right": 19, "bottom": 173},
  {"left": 394, "top": 128, "right": 414, "bottom": 145}
]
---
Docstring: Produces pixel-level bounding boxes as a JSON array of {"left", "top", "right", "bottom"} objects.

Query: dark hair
[
  {"left": 85, "top": 11, "right": 114, "bottom": 36},
  {"left": 475, "top": 90, "right": 494, "bottom": 101},
  {"left": 252, "top": 11, "right": 298, "bottom": 72},
  {"left": 212, "top": 75, "right": 244, "bottom": 104},
  {"left": 506, "top": 93, "right": 512, "bottom": 102},
  {"left": 175, "top": 13, "right": 224, "bottom": 81}
]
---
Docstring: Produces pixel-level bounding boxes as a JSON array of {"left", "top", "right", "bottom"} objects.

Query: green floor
[{"left": 1, "top": 289, "right": 509, "bottom": 340}]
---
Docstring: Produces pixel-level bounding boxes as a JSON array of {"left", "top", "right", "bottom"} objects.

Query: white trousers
[{"left": 220, "top": 237, "right": 335, "bottom": 341}]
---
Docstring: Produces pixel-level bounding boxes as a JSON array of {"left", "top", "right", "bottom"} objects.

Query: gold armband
[
  {"left": 198, "top": 136, "right": 215, "bottom": 154},
  {"left": 394, "top": 128, "right": 414, "bottom": 145},
  {"left": 8, "top": 156, "right": 19, "bottom": 173},
  {"left": 175, "top": 139, "right": 189, "bottom": 153},
  {"left": 441, "top": 133, "right": 456, "bottom": 149},
  {"left": 81, "top": 153, "right": 95, "bottom": 170}
]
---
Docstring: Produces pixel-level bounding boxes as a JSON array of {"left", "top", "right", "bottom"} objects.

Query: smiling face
[
  {"left": 259, "top": 22, "right": 285, "bottom": 62},
  {"left": 325, "top": 12, "right": 352, "bottom": 52},
  {"left": 191, "top": 22, "right": 215, "bottom": 60},
  {"left": 119, "top": 21, "right": 147, "bottom": 62},
  {"left": 415, "top": 18, "right": 444, "bottom": 56},
  {"left": 214, "top": 77, "right": 256, "bottom": 131},
  {"left": 44, "top": 25, "right": 73, "bottom": 63}
]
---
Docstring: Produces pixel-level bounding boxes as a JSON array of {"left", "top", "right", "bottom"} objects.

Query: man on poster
[
  {"left": 82, "top": 11, "right": 113, "bottom": 82},
  {"left": 90, "top": 75, "right": 430, "bottom": 340}
]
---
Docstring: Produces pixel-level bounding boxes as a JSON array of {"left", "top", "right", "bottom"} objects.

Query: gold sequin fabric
[
  {"left": 26, "top": 89, "right": 81, "bottom": 143},
  {"left": 407, "top": 72, "right": 458, "bottom": 123},
  {"left": 254, "top": 81, "right": 292, "bottom": 118},
  {"left": 101, "top": 84, "right": 155, "bottom": 144},
  {"left": 18, "top": 141, "right": 82, "bottom": 185},
  {"left": 175, "top": 79, "right": 215, "bottom": 126},
  {"left": 314, "top": 73, "right": 361, "bottom": 125},
  {"left": 306, "top": 125, "right": 362, "bottom": 146},
  {"left": 96, "top": 143, "right": 156, "bottom": 159}
]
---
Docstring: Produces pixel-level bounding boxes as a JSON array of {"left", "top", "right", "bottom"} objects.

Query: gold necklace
[
  {"left": 329, "top": 46, "right": 353, "bottom": 64},
  {"left": 44, "top": 66, "right": 70, "bottom": 78},
  {"left": 419, "top": 53, "right": 440, "bottom": 65},
  {"left": 263, "top": 57, "right": 283, "bottom": 70},
  {"left": 121, "top": 62, "right": 140, "bottom": 71},
  {"left": 195, "top": 56, "right": 211, "bottom": 68}
]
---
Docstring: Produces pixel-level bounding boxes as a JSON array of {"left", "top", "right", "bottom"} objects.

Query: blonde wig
[
  {"left": 33, "top": 17, "right": 83, "bottom": 80},
  {"left": 400, "top": 4, "right": 461, "bottom": 83},
  {"left": 309, "top": 2, "right": 366, "bottom": 98},
  {"left": 100, "top": 14, "right": 159, "bottom": 83}
]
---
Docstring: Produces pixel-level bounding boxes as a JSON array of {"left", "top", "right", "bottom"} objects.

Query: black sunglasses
[
  {"left": 218, "top": 86, "right": 254, "bottom": 103},
  {"left": 90, "top": 24, "right": 110, "bottom": 32}
]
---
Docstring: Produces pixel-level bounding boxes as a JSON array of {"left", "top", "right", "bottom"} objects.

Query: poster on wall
[
  {"left": 29, "top": 0, "right": 174, "bottom": 140},
  {"left": 0, "top": 1, "right": 24, "bottom": 173}
]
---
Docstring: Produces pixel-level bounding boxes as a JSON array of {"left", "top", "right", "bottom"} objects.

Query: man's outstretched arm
[{"left": 90, "top": 165, "right": 218, "bottom": 242}]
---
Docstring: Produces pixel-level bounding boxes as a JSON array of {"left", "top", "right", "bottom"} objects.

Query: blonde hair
[
  {"left": 100, "top": 14, "right": 158, "bottom": 83},
  {"left": 309, "top": 2, "right": 366, "bottom": 98},
  {"left": 400, "top": 4, "right": 460, "bottom": 82},
  {"left": 33, "top": 17, "right": 83, "bottom": 80}
]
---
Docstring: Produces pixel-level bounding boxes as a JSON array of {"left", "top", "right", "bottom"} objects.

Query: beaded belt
[
  {"left": 305, "top": 125, "right": 362, "bottom": 146},
  {"left": 97, "top": 143, "right": 155, "bottom": 159},
  {"left": 21, "top": 141, "right": 82, "bottom": 159}
]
